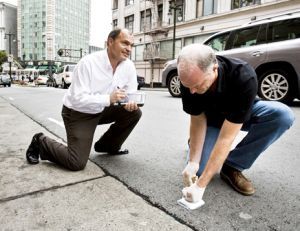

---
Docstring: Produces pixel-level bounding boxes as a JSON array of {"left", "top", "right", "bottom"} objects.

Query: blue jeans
[{"left": 186, "top": 101, "right": 295, "bottom": 176}]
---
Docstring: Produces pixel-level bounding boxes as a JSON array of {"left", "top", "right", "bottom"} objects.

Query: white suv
[{"left": 53, "top": 64, "right": 76, "bottom": 89}]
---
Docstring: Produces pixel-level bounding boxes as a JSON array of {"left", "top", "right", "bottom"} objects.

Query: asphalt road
[{"left": 1, "top": 85, "right": 299, "bottom": 230}]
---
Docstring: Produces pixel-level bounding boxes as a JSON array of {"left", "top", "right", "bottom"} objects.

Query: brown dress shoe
[{"left": 220, "top": 164, "right": 255, "bottom": 196}]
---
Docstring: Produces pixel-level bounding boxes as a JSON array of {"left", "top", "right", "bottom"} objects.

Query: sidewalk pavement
[{"left": 0, "top": 97, "right": 191, "bottom": 231}]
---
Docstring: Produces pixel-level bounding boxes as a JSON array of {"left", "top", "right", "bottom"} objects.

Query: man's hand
[
  {"left": 182, "top": 183, "right": 205, "bottom": 202},
  {"left": 124, "top": 101, "right": 139, "bottom": 112},
  {"left": 182, "top": 161, "right": 199, "bottom": 187},
  {"left": 110, "top": 89, "right": 126, "bottom": 104}
]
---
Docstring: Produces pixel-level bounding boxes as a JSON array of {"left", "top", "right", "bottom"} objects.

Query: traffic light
[{"left": 57, "top": 49, "right": 64, "bottom": 56}]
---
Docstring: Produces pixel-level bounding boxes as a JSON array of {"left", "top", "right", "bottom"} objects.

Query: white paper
[{"left": 177, "top": 198, "right": 205, "bottom": 210}]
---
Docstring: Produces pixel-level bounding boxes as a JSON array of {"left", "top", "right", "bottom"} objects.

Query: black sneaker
[{"left": 26, "top": 133, "right": 43, "bottom": 164}]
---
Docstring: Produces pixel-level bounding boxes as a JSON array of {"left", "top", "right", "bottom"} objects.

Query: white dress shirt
[{"left": 63, "top": 49, "right": 137, "bottom": 114}]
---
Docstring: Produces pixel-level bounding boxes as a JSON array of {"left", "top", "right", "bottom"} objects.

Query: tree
[{"left": 0, "top": 50, "right": 7, "bottom": 68}]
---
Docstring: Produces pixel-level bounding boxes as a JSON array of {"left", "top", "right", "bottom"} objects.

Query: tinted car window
[
  {"left": 69, "top": 65, "right": 75, "bottom": 71},
  {"left": 268, "top": 18, "right": 300, "bottom": 42},
  {"left": 205, "top": 32, "right": 230, "bottom": 51},
  {"left": 231, "top": 25, "right": 260, "bottom": 49}
]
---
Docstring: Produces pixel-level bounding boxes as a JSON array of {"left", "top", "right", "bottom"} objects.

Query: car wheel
[
  {"left": 168, "top": 73, "right": 181, "bottom": 97},
  {"left": 258, "top": 69, "right": 294, "bottom": 103},
  {"left": 62, "top": 80, "right": 67, "bottom": 89}
]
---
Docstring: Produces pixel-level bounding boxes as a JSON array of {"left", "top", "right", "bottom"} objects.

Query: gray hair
[{"left": 177, "top": 44, "right": 217, "bottom": 74}]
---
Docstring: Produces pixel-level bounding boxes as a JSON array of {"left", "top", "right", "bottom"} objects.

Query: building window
[
  {"left": 184, "top": 37, "right": 194, "bottom": 46},
  {"left": 135, "top": 45, "right": 144, "bottom": 61},
  {"left": 125, "top": 0, "right": 134, "bottom": 6},
  {"left": 157, "top": 4, "right": 163, "bottom": 26},
  {"left": 160, "top": 39, "right": 181, "bottom": 59},
  {"left": 112, "top": 0, "right": 118, "bottom": 10},
  {"left": 232, "top": 0, "right": 260, "bottom": 9},
  {"left": 125, "top": 15, "right": 134, "bottom": 33},
  {"left": 140, "top": 9, "right": 152, "bottom": 31},
  {"left": 203, "top": 0, "right": 217, "bottom": 16},
  {"left": 196, "top": 0, "right": 203, "bottom": 18},
  {"left": 113, "top": 19, "right": 118, "bottom": 29}
]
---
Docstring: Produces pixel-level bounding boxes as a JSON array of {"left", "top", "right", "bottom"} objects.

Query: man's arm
[
  {"left": 197, "top": 119, "right": 243, "bottom": 188},
  {"left": 189, "top": 113, "right": 207, "bottom": 163},
  {"left": 182, "top": 113, "right": 207, "bottom": 187}
]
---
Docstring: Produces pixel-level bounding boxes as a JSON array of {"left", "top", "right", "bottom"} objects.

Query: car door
[{"left": 218, "top": 24, "right": 268, "bottom": 70}]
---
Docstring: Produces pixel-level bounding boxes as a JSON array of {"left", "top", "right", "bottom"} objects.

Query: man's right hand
[
  {"left": 182, "top": 161, "right": 199, "bottom": 187},
  {"left": 110, "top": 89, "right": 126, "bottom": 104}
]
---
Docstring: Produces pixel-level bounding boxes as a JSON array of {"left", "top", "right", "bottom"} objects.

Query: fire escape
[{"left": 141, "top": 0, "right": 169, "bottom": 87}]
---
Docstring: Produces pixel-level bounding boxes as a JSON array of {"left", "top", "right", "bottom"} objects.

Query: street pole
[
  {"left": 5, "top": 32, "right": 14, "bottom": 82},
  {"left": 172, "top": 7, "right": 177, "bottom": 60},
  {"left": 169, "top": 1, "right": 181, "bottom": 60}
]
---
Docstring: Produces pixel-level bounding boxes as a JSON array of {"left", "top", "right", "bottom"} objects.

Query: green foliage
[{"left": 0, "top": 50, "right": 7, "bottom": 66}]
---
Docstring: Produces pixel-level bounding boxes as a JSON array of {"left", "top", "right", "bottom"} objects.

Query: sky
[{"left": 4, "top": 0, "right": 112, "bottom": 48}]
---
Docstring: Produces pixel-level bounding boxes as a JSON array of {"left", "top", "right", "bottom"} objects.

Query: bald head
[
  {"left": 178, "top": 44, "right": 217, "bottom": 82},
  {"left": 177, "top": 44, "right": 218, "bottom": 94}
]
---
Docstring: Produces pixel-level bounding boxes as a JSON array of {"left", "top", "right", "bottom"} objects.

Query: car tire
[
  {"left": 258, "top": 69, "right": 294, "bottom": 103},
  {"left": 168, "top": 73, "right": 181, "bottom": 97},
  {"left": 62, "top": 80, "right": 67, "bottom": 89}
]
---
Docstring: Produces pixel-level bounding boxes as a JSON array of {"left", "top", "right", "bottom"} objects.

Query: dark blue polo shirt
[{"left": 181, "top": 56, "right": 258, "bottom": 128}]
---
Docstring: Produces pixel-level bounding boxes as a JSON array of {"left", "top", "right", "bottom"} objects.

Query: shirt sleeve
[
  {"left": 226, "top": 64, "right": 258, "bottom": 124},
  {"left": 67, "top": 58, "right": 111, "bottom": 111}
]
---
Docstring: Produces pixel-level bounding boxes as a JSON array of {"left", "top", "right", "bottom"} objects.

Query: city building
[
  {"left": 17, "top": 0, "right": 90, "bottom": 66},
  {"left": 0, "top": 2, "right": 17, "bottom": 58},
  {"left": 89, "top": 45, "right": 102, "bottom": 54},
  {"left": 112, "top": 0, "right": 300, "bottom": 86}
]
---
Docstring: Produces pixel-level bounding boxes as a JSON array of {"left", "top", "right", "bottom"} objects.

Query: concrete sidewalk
[{"left": 0, "top": 97, "right": 191, "bottom": 231}]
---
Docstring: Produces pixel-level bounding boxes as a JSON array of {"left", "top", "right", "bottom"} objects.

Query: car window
[
  {"left": 268, "top": 18, "right": 300, "bottom": 42},
  {"left": 69, "top": 65, "right": 75, "bottom": 72},
  {"left": 204, "top": 32, "right": 230, "bottom": 52},
  {"left": 231, "top": 25, "right": 261, "bottom": 49}
]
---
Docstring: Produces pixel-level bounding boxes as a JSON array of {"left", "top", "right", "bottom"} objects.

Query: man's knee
[
  {"left": 134, "top": 108, "right": 142, "bottom": 120},
  {"left": 67, "top": 156, "right": 88, "bottom": 171},
  {"left": 274, "top": 103, "right": 295, "bottom": 129}
]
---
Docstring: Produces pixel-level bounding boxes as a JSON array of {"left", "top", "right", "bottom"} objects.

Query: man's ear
[
  {"left": 107, "top": 37, "right": 113, "bottom": 46},
  {"left": 213, "top": 63, "right": 218, "bottom": 73}
]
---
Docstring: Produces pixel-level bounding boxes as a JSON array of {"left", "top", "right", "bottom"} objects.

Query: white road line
[
  {"left": 48, "top": 117, "right": 64, "bottom": 128},
  {"left": 8, "top": 97, "right": 14, "bottom": 101}
]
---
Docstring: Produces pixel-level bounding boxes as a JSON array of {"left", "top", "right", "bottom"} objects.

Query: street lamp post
[
  {"left": 4, "top": 32, "right": 15, "bottom": 81},
  {"left": 168, "top": 1, "right": 182, "bottom": 59}
]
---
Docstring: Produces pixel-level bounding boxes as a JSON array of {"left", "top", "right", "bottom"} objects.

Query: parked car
[
  {"left": 137, "top": 75, "right": 145, "bottom": 90},
  {"left": 53, "top": 64, "right": 76, "bottom": 89},
  {"left": 35, "top": 71, "right": 49, "bottom": 86},
  {"left": 0, "top": 74, "right": 11, "bottom": 87},
  {"left": 162, "top": 11, "right": 300, "bottom": 103}
]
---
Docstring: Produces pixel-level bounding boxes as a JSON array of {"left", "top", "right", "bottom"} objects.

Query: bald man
[
  {"left": 178, "top": 44, "right": 294, "bottom": 203},
  {"left": 26, "top": 28, "right": 142, "bottom": 171}
]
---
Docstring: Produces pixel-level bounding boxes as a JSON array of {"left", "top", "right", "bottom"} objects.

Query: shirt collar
[{"left": 103, "top": 49, "right": 112, "bottom": 70}]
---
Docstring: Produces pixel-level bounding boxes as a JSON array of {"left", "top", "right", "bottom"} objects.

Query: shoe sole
[{"left": 220, "top": 171, "right": 255, "bottom": 196}]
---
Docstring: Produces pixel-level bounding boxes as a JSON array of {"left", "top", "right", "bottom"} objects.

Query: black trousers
[{"left": 38, "top": 105, "right": 142, "bottom": 171}]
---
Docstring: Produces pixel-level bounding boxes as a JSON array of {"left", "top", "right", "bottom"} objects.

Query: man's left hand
[
  {"left": 182, "top": 183, "right": 205, "bottom": 202},
  {"left": 124, "top": 101, "right": 138, "bottom": 112}
]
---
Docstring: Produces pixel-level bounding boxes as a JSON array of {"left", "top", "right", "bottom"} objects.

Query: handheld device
[{"left": 115, "top": 92, "right": 146, "bottom": 107}]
